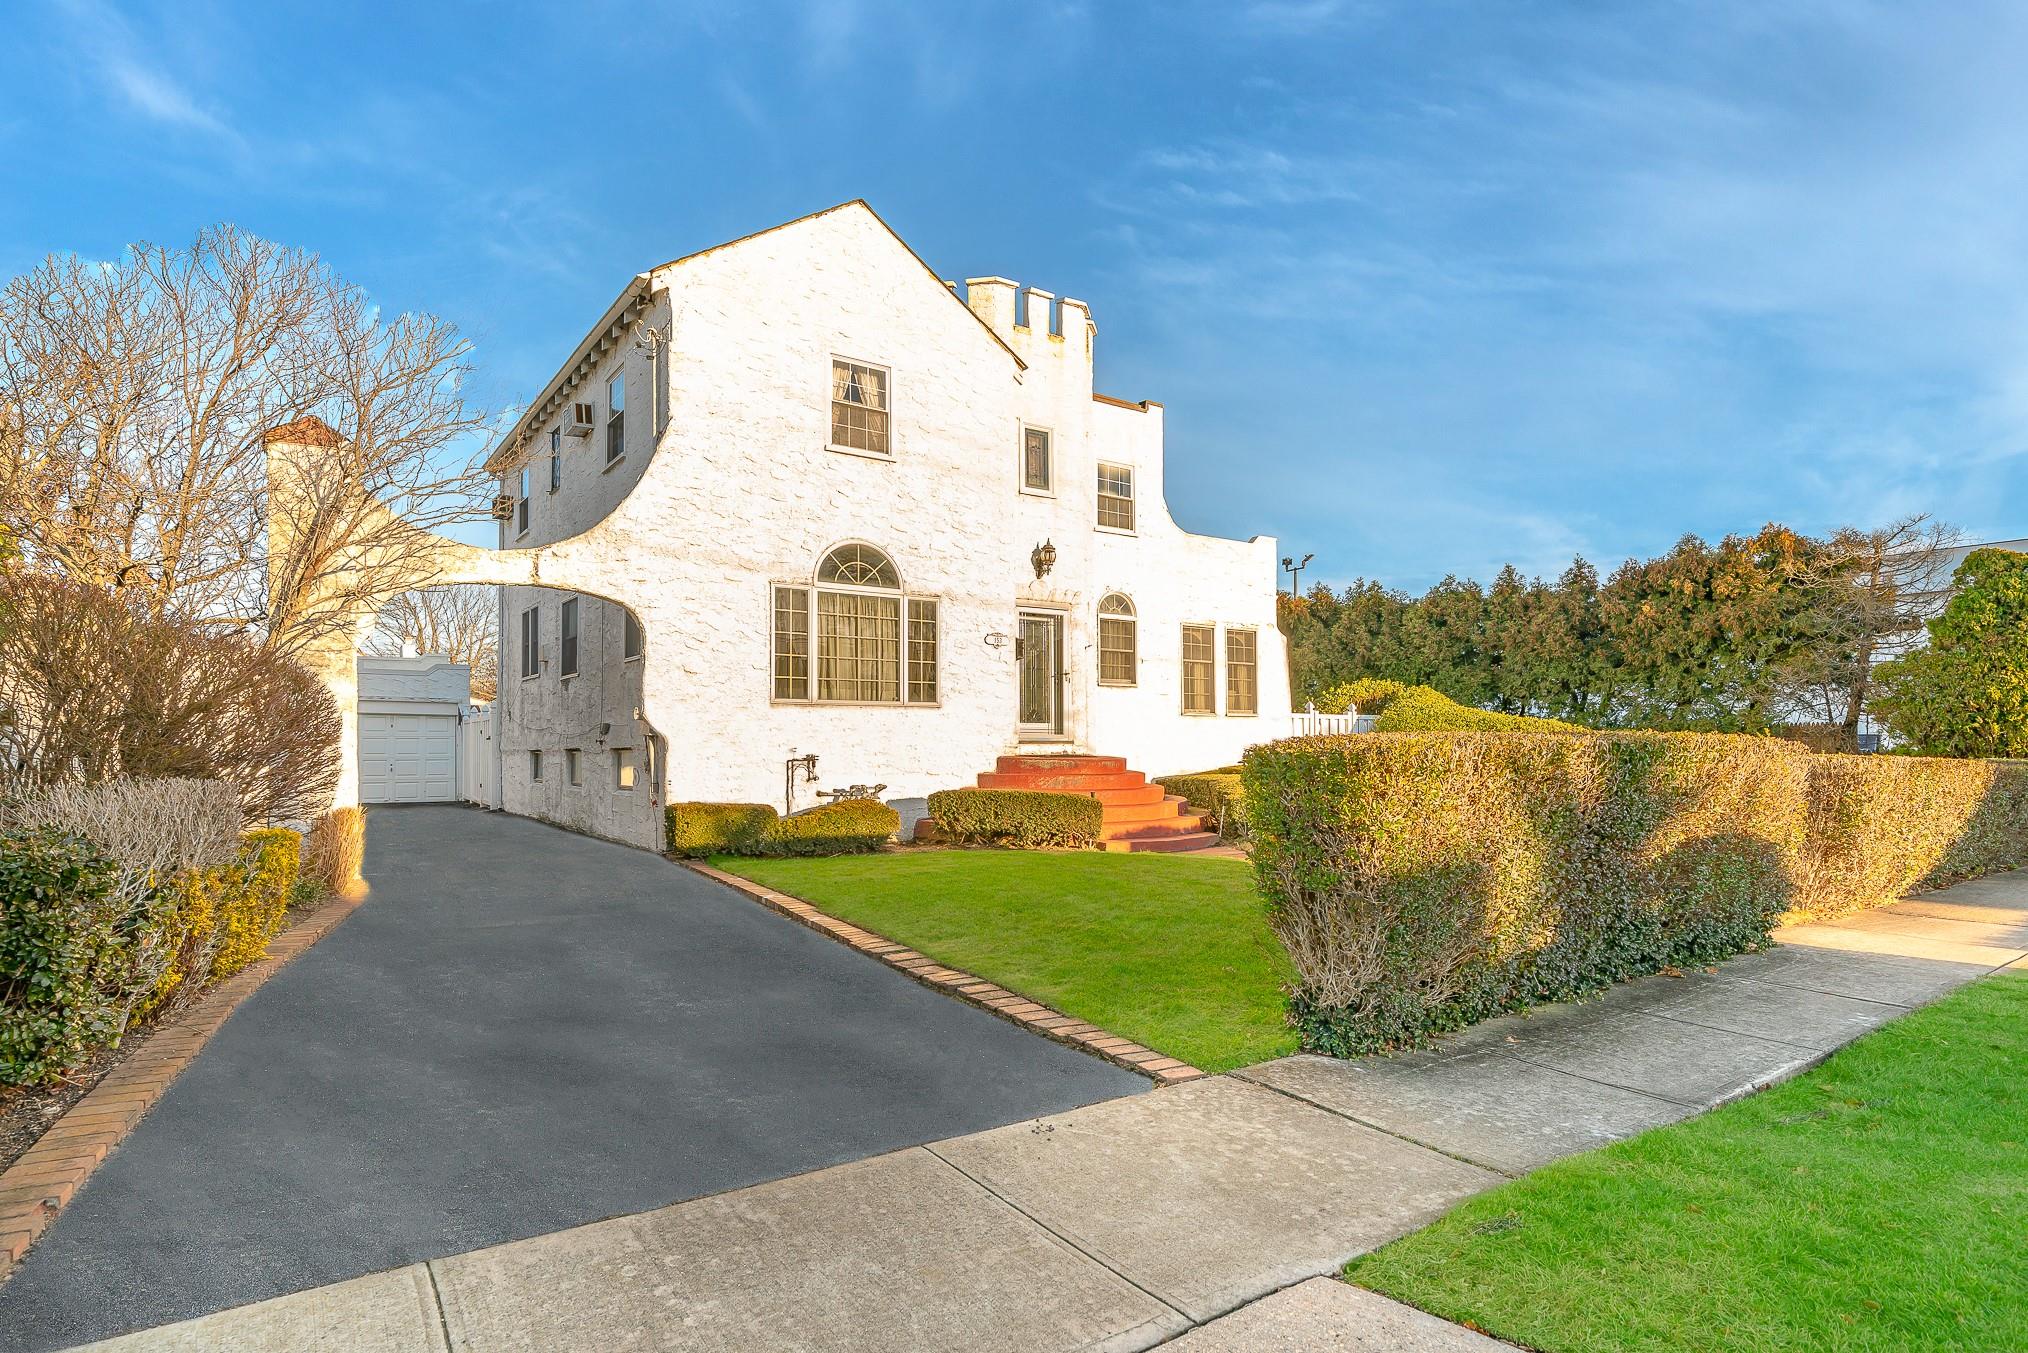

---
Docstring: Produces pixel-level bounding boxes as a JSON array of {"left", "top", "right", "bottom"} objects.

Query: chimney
[{"left": 964, "top": 277, "right": 1018, "bottom": 337}]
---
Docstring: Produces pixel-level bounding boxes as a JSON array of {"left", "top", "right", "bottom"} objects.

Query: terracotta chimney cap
[{"left": 262, "top": 415, "right": 345, "bottom": 447}]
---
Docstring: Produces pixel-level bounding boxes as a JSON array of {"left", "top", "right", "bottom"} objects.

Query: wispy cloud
[{"left": 58, "top": 0, "right": 247, "bottom": 149}]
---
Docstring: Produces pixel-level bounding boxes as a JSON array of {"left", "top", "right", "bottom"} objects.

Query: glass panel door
[{"left": 1017, "top": 612, "right": 1063, "bottom": 733}]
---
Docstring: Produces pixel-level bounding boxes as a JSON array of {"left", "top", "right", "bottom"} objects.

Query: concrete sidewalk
[{"left": 69, "top": 872, "right": 2028, "bottom": 1352}]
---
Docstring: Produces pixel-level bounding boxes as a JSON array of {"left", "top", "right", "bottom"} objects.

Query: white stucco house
[{"left": 483, "top": 201, "right": 1290, "bottom": 849}]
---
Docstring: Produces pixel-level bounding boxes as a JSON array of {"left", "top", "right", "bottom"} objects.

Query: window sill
[
  {"left": 623, "top": 654, "right": 642, "bottom": 664},
  {"left": 520, "top": 672, "right": 540, "bottom": 682},
  {"left": 1016, "top": 732, "right": 1074, "bottom": 744},
  {"left": 1181, "top": 710, "right": 1217, "bottom": 718},
  {"left": 1097, "top": 679, "right": 1138, "bottom": 689},
  {"left": 770, "top": 697, "right": 943, "bottom": 709},
  {"left": 602, "top": 455, "right": 626, "bottom": 474},
  {"left": 1019, "top": 485, "right": 1057, "bottom": 500},
  {"left": 826, "top": 443, "right": 895, "bottom": 463},
  {"left": 1225, "top": 712, "right": 1259, "bottom": 719},
  {"left": 1094, "top": 524, "right": 1137, "bottom": 537}
]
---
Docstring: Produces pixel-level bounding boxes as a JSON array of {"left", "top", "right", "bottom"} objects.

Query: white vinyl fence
[{"left": 1291, "top": 704, "right": 1377, "bottom": 737}]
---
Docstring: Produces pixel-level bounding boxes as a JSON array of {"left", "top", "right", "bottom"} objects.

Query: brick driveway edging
[
  {"left": 0, "top": 884, "right": 371, "bottom": 1281},
  {"left": 682, "top": 861, "right": 1207, "bottom": 1086}
]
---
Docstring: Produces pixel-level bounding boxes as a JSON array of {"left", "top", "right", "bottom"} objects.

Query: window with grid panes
[
  {"left": 1098, "top": 594, "right": 1136, "bottom": 685},
  {"left": 772, "top": 544, "right": 937, "bottom": 703},
  {"left": 1225, "top": 628, "right": 1258, "bottom": 715},
  {"left": 830, "top": 360, "right": 889, "bottom": 454},
  {"left": 1097, "top": 463, "right": 1134, "bottom": 530},
  {"left": 1181, "top": 624, "right": 1216, "bottom": 714}
]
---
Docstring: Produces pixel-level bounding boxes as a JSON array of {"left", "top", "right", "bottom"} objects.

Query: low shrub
[
  {"left": 1794, "top": 754, "right": 2028, "bottom": 921},
  {"left": 667, "top": 800, "right": 899, "bottom": 856},
  {"left": 666, "top": 802, "right": 778, "bottom": 857},
  {"left": 757, "top": 799, "right": 899, "bottom": 856},
  {"left": 925, "top": 788, "right": 1104, "bottom": 848},
  {"left": 303, "top": 806, "right": 365, "bottom": 892},
  {"left": 1371, "top": 685, "right": 1581, "bottom": 733},
  {"left": 1315, "top": 678, "right": 1409, "bottom": 715},
  {"left": 1154, "top": 773, "right": 1247, "bottom": 839},
  {"left": 212, "top": 829, "right": 300, "bottom": 979},
  {"left": 1247, "top": 731, "right": 1808, "bottom": 1055},
  {"left": 1, "top": 829, "right": 143, "bottom": 1087}
]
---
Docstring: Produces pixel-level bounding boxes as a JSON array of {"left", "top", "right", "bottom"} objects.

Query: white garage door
[{"left": 360, "top": 712, "right": 458, "bottom": 804}]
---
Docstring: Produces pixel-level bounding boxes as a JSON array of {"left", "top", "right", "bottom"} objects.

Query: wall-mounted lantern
[{"left": 1031, "top": 538, "right": 1057, "bottom": 579}]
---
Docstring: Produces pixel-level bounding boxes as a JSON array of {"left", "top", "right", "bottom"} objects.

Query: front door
[{"left": 1016, "top": 611, "right": 1065, "bottom": 736}]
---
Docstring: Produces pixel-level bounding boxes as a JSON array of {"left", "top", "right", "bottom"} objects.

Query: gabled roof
[{"left": 485, "top": 200, "right": 1021, "bottom": 471}]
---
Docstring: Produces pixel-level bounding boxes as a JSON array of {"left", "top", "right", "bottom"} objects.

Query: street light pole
[{"left": 1281, "top": 552, "right": 1314, "bottom": 597}]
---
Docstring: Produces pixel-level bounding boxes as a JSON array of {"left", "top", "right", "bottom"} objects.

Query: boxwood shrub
[
  {"left": 757, "top": 799, "right": 899, "bottom": 856},
  {"left": 1153, "top": 772, "right": 1247, "bottom": 839},
  {"left": 925, "top": 788, "right": 1104, "bottom": 848},
  {"left": 1, "top": 829, "right": 140, "bottom": 1087},
  {"left": 667, "top": 800, "right": 899, "bottom": 857},
  {"left": 1315, "top": 678, "right": 1410, "bottom": 715},
  {"left": 1246, "top": 731, "right": 1809, "bottom": 1055},
  {"left": 666, "top": 802, "right": 778, "bottom": 857}
]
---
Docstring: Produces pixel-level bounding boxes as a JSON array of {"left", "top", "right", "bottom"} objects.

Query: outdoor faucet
[{"left": 785, "top": 751, "right": 819, "bottom": 814}]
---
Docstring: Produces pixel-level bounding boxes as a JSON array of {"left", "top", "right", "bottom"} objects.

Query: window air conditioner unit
[
  {"left": 562, "top": 402, "right": 596, "bottom": 438},
  {"left": 490, "top": 493, "right": 516, "bottom": 520}
]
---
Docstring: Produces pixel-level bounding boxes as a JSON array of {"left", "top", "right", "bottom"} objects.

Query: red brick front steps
[
  {"left": 0, "top": 884, "right": 370, "bottom": 1282},
  {"left": 684, "top": 861, "right": 1207, "bottom": 1086},
  {"left": 975, "top": 754, "right": 1220, "bottom": 854}
]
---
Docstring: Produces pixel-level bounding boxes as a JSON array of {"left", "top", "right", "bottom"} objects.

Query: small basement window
[
  {"left": 529, "top": 749, "right": 543, "bottom": 781},
  {"left": 566, "top": 748, "right": 583, "bottom": 786},
  {"left": 614, "top": 747, "right": 638, "bottom": 791}
]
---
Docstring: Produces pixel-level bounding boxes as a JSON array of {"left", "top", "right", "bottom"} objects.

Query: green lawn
[
  {"left": 1348, "top": 973, "right": 2028, "bottom": 1353},
  {"left": 716, "top": 850, "right": 1297, "bottom": 1072}
]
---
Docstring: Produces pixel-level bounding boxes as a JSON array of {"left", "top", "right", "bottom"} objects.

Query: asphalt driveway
[{"left": 0, "top": 806, "right": 1143, "bottom": 1351}]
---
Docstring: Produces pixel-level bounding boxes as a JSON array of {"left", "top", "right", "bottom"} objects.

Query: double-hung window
[
  {"left": 606, "top": 374, "right": 625, "bottom": 464},
  {"left": 559, "top": 598, "right": 579, "bottom": 678},
  {"left": 1022, "top": 426, "right": 1052, "bottom": 492},
  {"left": 614, "top": 747, "right": 637, "bottom": 791},
  {"left": 773, "top": 543, "right": 936, "bottom": 704},
  {"left": 1098, "top": 594, "right": 1137, "bottom": 686},
  {"left": 1097, "top": 463, "right": 1134, "bottom": 531},
  {"left": 1225, "top": 628, "right": 1258, "bottom": 715},
  {"left": 830, "top": 359, "right": 889, "bottom": 455},
  {"left": 516, "top": 468, "right": 530, "bottom": 534},
  {"left": 549, "top": 429, "right": 562, "bottom": 492},
  {"left": 519, "top": 605, "right": 540, "bottom": 679},
  {"left": 1181, "top": 624, "right": 1216, "bottom": 715}
]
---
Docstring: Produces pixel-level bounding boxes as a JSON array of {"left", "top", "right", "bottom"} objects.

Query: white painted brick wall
[{"left": 489, "top": 203, "right": 1289, "bottom": 847}]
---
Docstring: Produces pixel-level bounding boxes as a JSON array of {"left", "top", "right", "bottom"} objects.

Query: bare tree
[
  {"left": 0, "top": 225, "right": 490, "bottom": 651},
  {"left": 1786, "top": 514, "right": 1963, "bottom": 739},
  {"left": 364, "top": 586, "right": 500, "bottom": 701}
]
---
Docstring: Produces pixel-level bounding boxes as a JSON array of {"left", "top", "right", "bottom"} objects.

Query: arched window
[
  {"left": 773, "top": 544, "right": 937, "bottom": 704},
  {"left": 816, "top": 542, "right": 900, "bottom": 589},
  {"left": 1098, "top": 593, "right": 1137, "bottom": 686}
]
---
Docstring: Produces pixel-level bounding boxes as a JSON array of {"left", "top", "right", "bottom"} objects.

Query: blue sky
[{"left": 6, "top": 1, "right": 2027, "bottom": 590}]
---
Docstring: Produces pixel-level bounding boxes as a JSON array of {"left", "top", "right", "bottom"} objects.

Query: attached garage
[{"left": 356, "top": 656, "right": 474, "bottom": 806}]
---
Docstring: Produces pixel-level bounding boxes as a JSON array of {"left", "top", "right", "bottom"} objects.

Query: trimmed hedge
[
  {"left": 1154, "top": 773, "right": 1247, "bottom": 839},
  {"left": 666, "top": 802, "right": 777, "bottom": 857},
  {"left": 1316, "top": 678, "right": 1410, "bottom": 715},
  {"left": 758, "top": 799, "right": 899, "bottom": 856},
  {"left": 925, "top": 788, "right": 1104, "bottom": 848},
  {"left": 1, "top": 829, "right": 139, "bottom": 1087},
  {"left": 1247, "top": 731, "right": 2028, "bottom": 1055},
  {"left": 666, "top": 799, "right": 899, "bottom": 857},
  {"left": 1795, "top": 754, "right": 2028, "bottom": 921},
  {"left": 1247, "top": 731, "right": 1809, "bottom": 1055},
  {"left": 1372, "top": 685, "right": 1581, "bottom": 733},
  {"left": 139, "top": 828, "right": 306, "bottom": 1016}
]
